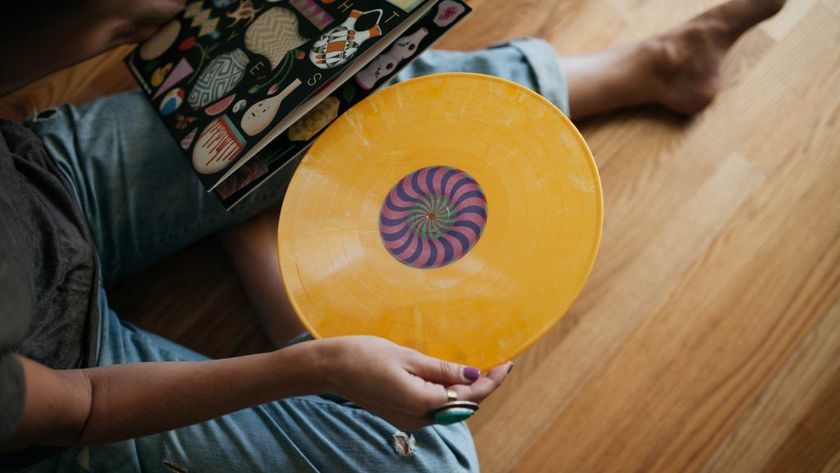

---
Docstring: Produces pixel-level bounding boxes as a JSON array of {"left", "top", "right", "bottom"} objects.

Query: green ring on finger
[{"left": 428, "top": 401, "right": 479, "bottom": 425}]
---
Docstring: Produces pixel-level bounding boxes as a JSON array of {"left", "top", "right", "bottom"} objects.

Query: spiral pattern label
[{"left": 379, "top": 166, "right": 487, "bottom": 268}]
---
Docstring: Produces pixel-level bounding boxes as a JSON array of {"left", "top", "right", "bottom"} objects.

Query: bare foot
[{"left": 648, "top": 0, "right": 786, "bottom": 114}]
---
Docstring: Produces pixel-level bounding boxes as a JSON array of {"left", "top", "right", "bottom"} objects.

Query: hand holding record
[{"left": 315, "top": 335, "right": 512, "bottom": 430}]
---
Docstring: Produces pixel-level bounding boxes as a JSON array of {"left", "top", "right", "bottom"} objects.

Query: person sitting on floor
[{"left": 0, "top": 0, "right": 785, "bottom": 471}]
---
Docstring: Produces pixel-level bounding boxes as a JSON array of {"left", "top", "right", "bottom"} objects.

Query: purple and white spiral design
[{"left": 379, "top": 166, "right": 487, "bottom": 268}]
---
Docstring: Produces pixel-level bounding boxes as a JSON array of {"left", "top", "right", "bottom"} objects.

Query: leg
[
  {"left": 560, "top": 0, "right": 786, "bottom": 118},
  {"left": 393, "top": 39, "right": 571, "bottom": 115},
  {"left": 27, "top": 89, "right": 306, "bottom": 345},
  {"left": 25, "top": 91, "right": 292, "bottom": 287},
  {"left": 219, "top": 208, "right": 305, "bottom": 346}
]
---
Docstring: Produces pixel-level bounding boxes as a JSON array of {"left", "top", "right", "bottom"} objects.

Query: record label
[{"left": 379, "top": 166, "right": 487, "bottom": 268}]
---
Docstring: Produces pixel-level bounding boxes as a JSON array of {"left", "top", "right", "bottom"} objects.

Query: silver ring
[{"left": 445, "top": 387, "right": 458, "bottom": 402}]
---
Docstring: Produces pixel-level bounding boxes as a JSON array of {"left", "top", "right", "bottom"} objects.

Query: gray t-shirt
[{"left": 0, "top": 118, "right": 99, "bottom": 468}]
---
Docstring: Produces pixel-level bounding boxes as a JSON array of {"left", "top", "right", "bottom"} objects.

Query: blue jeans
[{"left": 22, "top": 39, "right": 568, "bottom": 472}]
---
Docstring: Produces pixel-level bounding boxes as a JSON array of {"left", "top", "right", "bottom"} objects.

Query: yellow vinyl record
[{"left": 278, "top": 73, "right": 602, "bottom": 369}]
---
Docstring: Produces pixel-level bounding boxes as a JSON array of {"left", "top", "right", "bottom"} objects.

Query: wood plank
[
  {"left": 107, "top": 237, "right": 274, "bottom": 359},
  {"left": 0, "top": 44, "right": 135, "bottom": 121},
  {"left": 442, "top": 0, "right": 642, "bottom": 52},
  {"left": 700, "top": 299, "right": 840, "bottom": 472},
  {"left": 761, "top": 0, "right": 820, "bottom": 41},
  {"left": 512, "top": 99, "right": 840, "bottom": 473},
  {"left": 471, "top": 2, "right": 840, "bottom": 472}
]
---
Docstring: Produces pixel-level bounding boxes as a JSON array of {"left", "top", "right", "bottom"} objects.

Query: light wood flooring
[{"left": 1, "top": 0, "right": 838, "bottom": 471}]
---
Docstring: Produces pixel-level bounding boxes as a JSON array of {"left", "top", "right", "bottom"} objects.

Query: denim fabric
[
  {"left": 20, "top": 39, "right": 567, "bottom": 472},
  {"left": 393, "top": 38, "right": 570, "bottom": 116}
]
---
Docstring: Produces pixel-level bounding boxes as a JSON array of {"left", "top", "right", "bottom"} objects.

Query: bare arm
[
  {"left": 0, "top": 0, "right": 186, "bottom": 96},
  {"left": 2, "top": 336, "right": 511, "bottom": 452},
  {"left": 3, "top": 340, "right": 324, "bottom": 451}
]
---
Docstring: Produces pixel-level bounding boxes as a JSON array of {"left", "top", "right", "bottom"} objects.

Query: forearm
[
  {"left": 79, "top": 342, "right": 326, "bottom": 444},
  {"left": 6, "top": 340, "right": 327, "bottom": 450},
  {"left": 0, "top": 0, "right": 185, "bottom": 96}
]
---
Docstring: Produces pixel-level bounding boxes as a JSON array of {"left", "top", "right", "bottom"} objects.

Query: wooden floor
[{"left": 2, "top": 0, "right": 839, "bottom": 471}]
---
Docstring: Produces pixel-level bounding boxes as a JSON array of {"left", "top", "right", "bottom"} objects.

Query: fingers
[
  {"left": 450, "top": 361, "right": 513, "bottom": 404},
  {"left": 408, "top": 353, "right": 481, "bottom": 386},
  {"left": 401, "top": 353, "right": 514, "bottom": 428}
]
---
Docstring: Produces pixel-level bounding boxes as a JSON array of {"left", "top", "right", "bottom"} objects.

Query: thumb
[{"left": 409, "top": 353, "right": 481, "bottom": 385}]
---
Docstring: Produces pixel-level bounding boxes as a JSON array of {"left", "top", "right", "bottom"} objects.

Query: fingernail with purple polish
[{"left": 464, "top": 367, "right": 480, "bottom": 380}]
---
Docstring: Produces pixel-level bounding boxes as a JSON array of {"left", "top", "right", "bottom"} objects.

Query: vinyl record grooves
[{"left": 278, "top": 73, "right": 602, "bottom": 369}]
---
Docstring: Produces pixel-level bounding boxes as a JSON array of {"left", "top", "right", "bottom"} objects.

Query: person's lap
[
  {"left": 25, "top": 303, "right": 478, "bottom": 472},
  {"left": 21, "top": 39, "right": 567, "bottom": 472}
]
